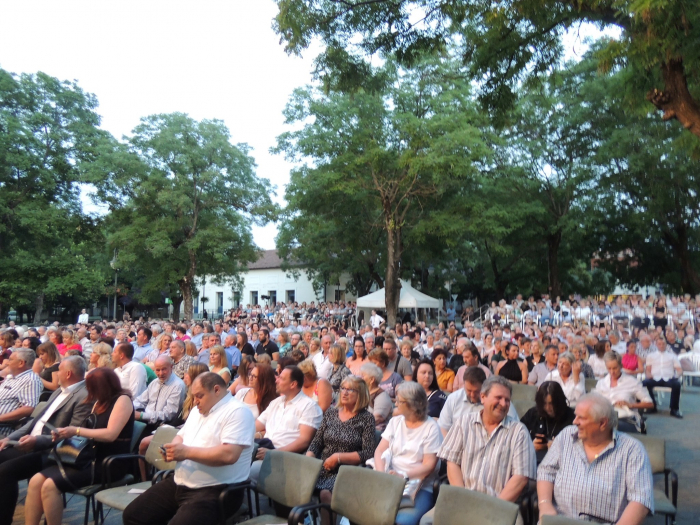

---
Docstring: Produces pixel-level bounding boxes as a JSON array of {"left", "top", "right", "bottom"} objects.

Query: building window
[
  {"left": 194, "top": 295, "right": 199, "bottom": 314},
  {"left": 286, "top": 290, "right": 295, "bottom": 303},
  {"left": 251, "top": 291, "right": 258, "bottom": 305},
  {"left": 268, "top": 290, "right": 277, "bottom": 305},
  {"left": 335, "top": 289, "right": 345, "bottom": 302},
  {"left": 233, "top": 291, "right": 241, "bottom": 308},
  {"left": 217, "top": 292, "right": 223, "bottom": 314}
]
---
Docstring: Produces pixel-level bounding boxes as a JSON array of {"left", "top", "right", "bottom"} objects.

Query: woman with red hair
[
  {"left": 235, "top": 363, "right": 278, "bottom": 418},
  {"left": 25, "top": 368, "right": 134, "bottom": 525}
]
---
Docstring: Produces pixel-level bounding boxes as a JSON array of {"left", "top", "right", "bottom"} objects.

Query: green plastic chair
[{"left": 433, "top": 485, "right": 519, "bottom": 525}]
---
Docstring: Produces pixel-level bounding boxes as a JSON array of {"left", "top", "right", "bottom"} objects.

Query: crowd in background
[{"left": 0, "top": 292, "right": 694, "bottom": 524}]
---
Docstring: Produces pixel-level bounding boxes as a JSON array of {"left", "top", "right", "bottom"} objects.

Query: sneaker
[{"left": 670, "top": 410, "right": 684, "bottom": 419}]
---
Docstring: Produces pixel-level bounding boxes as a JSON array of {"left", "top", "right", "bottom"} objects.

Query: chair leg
[{"left": 83, "top": 495, "right": 92, "bottom": 525}]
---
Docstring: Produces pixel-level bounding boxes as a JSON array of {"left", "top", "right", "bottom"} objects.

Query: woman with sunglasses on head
[{"left": 306, "top": 375, "right": 376, "bottom": 525}]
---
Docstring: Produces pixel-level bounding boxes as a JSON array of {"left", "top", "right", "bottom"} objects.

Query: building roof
[{"left": 248, "top": 249, "right": 303, "bottom": 270}]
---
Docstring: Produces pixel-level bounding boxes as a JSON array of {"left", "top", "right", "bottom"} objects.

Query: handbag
[{"left": 48, "top": 411, "right": 97, "bottom": 490}]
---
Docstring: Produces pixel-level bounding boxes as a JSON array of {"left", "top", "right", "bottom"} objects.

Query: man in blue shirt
[
  {"left": 223, "top": 334, "right": 241, "bottom": 375},
  {"left": 132, "top": 327, "right": 153, "bottom": 362}
]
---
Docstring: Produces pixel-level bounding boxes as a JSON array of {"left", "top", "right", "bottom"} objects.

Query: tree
[
  {"left": 273, "top": 0, "right": 700, "bottom": 141},
  {"left": 274, "top": 58, "right": 491, "bottom": 325},
  {"left": 101, "top": 113, "right": 276, "bottom": 321},
  {"left": 0, "top": 68, "right": 111, "bottom": 319}
]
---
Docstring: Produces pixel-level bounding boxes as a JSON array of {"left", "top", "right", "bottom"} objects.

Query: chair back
[
  {"left": 512, "top": 400, "right": 535, "bottom": 419},
  {"left": 584, "top": 378, "right": 597, "bottom": 393},
  {"left": 30, "top": 402, "right": 47, "bottom": 418},
  {"left": 144, "top": 426, "right": 179, "bottom": 470},
  {"left": 257, "top": 450, "right": 322, "bottom": 508},
  {"left": 542, "top": 515, "right": 587, "bottom": 525},
  {"left": 433, "top": 485, "right": 519, "bottom": 525},
  {"left": 131, "top": 421, "right": 147, "bottom": 452},
  {"left": 331, "top": 466, "right": 404, "bottom": 525},
  {"left": 633, "top": 434, "right": 665, "bottom": 474},
  {"left": 510, "top": 383, "right": 536, "bottom": 402}
]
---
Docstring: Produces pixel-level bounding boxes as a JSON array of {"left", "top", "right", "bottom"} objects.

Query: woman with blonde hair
[
  {"left": 306, "top": 375, "right": 375, "bottom": 525},
  {"left": 229, "top": 354, "right": 254, "bottom": 394},
  {"left": 208, "top": 345, "right": 231, "bottom": 383},
  {"left": 87, "top": 342, "right": 113, "bottom": 373},
  {"left": 184, "top": 340, "right": 198, "bottom": 357},
  {"left": 57, "top": 329, "right": 82, "bottom": 356},
  {"left": 299, "top": 359, "right": 333, "bottom": 412},
  {"left": 328, "top": 344, "right": 351, "bottom": 394}
]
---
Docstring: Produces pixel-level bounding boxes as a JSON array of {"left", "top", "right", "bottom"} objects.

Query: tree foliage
[
  {"left": 274, "top": 0, "right": 700, "bottom": 141},
  {"left": 102, "top": 113, "right": 277, "bottom": 321}
]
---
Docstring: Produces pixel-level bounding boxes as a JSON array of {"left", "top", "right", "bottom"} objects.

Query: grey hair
[
  {"left": 610, "top": 330, "right": 621, "bottom": 341},
  {"left": 603, "top": 351, "right": 622, "bottom": 367},
  {"left": 154, "top": 355, "right": 173, "bottom": 366},
  {"left": 558, "top": 352, "right": 575, "bottom": 366},
  {"left": 151, "top": 324, "right": 162, "bottom": 334},
  {"left": 360, "top": 362, "right": 382, "bottom": 385},
  {"left": 578, "top": 393, "right": 615, "bottom": 426},
  {"left": 13, "top": 348, "right": 36, "bottom": 367},
  {"left": 481, "top": 375, "right": 513, "bottom": 397},
  {"left": 63, "top": 355, "right": 87, "bottom": 379},
  {"left": 171, "top": 339, "right": 185, "bottom": 352},
  {"left": 395, "top": 381, "right": 428, "bottom": 421},
  {"left": 456, "top": 337, "right": 470, "bottom": 349}
]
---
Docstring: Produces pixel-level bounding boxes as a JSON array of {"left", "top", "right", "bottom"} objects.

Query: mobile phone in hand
[{"left": 159, "top": 445, "right": 167, "bottom": 458}]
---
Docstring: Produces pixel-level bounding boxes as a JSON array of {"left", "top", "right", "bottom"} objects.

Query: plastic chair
[
  {"left": 290, "top": 466, "right": 405, "bottom": 525},
  {"left": 66, "top": 421, "right": 149, "bottom": 525},
  {"left": 235, "top": 450, "right": 322, "bottom": 525},
  {"left": 511, "top": 384, "right": 537, "bottom": 402},
  {"left": 541, "top": 515, "right": 585, "bottom": 525},
  {"left": 433, "top": 485, "right": 519, "bottom": 525},
  {"left": 633, "top": 434, "right": 677, "bottom": 525},
  {"left": 93, "top": 426, "right": 179, "bottom": 524},
  {"left": 584, "top": 378, "right": 597, "bottom": 393},
  {"left": 512, "top": 400, "right": 536, "bottom": 419}
]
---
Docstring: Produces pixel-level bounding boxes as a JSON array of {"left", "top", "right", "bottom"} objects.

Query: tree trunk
[
  {"left": 547, "top": 231, "right": 562, "bottom": 297},
  {"left": 385, "top": 225, "right": 402, "bottom": 327},
  {"left": 647, "top": 59, "right": 700, "bottom": 138},
  {"left": 663, "top": 225, "right": 700, "bottom": 295},
  {"left": 33, "top": 293, "right": 45, "bottom": 323}
]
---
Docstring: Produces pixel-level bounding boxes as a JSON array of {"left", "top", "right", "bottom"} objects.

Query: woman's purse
[{"left": 48, "top": 411, "right": 97, "bottom": 489}]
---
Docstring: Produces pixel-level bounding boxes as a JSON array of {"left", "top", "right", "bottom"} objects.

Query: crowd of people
[{"left": 0, "top": 291, "right": 694, "bottom": 524}]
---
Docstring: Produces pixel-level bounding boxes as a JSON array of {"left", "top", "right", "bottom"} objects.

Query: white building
[{"left": 194, "top": 250, "right": 357, "bottom": 318}]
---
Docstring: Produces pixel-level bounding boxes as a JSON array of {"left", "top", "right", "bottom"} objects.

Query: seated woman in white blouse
[
  {"left": 544, "top": 352, "right": 585, "bottom": 407},
  {"left": 373, "top": 382, "right": 443, "bottom": 525},
  {"left": 594, "top": 351, "right": 653, "bottom": 433}
]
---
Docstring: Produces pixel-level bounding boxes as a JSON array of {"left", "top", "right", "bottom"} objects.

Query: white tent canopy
[{"left": 356, "top": 281, "right": 440, "bottom": 309}]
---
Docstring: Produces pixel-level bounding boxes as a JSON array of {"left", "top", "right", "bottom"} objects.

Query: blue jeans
[{"left": 395, "top": 489, "right": 433, "bottom": 525}]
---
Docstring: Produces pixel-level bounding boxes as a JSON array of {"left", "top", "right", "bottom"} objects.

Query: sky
[
  {"left": 0, "top": 2, "right": 614, "bottom": 251},
  {"left": 0, "top": 0, "right": 320, "bottom": 249}
]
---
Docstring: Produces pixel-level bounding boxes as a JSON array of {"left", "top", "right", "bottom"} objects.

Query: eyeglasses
[
  {"left": 248, "top": 373, "right": 258, "bottom": 379},
  {"left": 340, "top": 387, "right": 358, "bottom": 394}
]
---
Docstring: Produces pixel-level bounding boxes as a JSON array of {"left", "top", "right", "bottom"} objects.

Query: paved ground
[{"left": 13, "top": 386, "right": 700, "bottom": 524}]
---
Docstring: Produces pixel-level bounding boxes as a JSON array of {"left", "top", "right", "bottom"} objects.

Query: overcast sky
[
  {"left": 0, "top": 0, "right": 320, "bottom": 249},
  {"left": 0, "top": 2, "right": 611, "bottom": 251}
]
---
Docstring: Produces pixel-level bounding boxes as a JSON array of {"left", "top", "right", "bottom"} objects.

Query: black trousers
[
  {"left": 643, "top": 378, "right": 681, "bottom": 411},
  {"left": 0, "top": 447, "right": 50, "bottom": 525},
  {"left": 123, "top": 476, "right": 243, "bottom": 525}
]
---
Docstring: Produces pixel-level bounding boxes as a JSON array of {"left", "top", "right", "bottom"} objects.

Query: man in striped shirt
[
  {"left": 537, "top": 393, "right": 653, "bottom": 524},
  {"left": 438, "top": 375, "right": 536, "bottom": 504},
  {"left": 0, "top": 349, "right": 43, "bottom": 436}
]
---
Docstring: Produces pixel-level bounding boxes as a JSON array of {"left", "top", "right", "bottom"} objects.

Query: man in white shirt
[
  {"left": 251, "top": 366, "right": 322, "bottom": 481},
  {"left": 77, "top": 309, "right": 89, "bottom": 325},
  {"left": 643, "top": 338, "right": 683, "bottom": 418},
  {"left": 123, "top": 373, "right": 254, "bottom": 525},
  {"left": 370, "top": 310, "right": 384, "bottom": 329},
  {"left": 312, "top": 335, "right": 333, "bottom": 380},
  {"left": 112, "top": 343, "right": 148, "bottom": 398}
]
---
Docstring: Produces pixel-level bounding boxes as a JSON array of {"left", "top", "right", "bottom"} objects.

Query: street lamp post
[{"left": 110, "top": 250, "right": 118, "bottom": 321}]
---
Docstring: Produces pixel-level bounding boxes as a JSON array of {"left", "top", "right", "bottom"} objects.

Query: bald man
[{"left": 133, "top": 356, "right": 186, "bottom": 430}]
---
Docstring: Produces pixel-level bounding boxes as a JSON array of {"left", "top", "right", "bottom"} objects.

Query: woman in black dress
[
  {"left": 26, "top": 367, "right": 134, "bottom": 525},
  {"left": 495, "top": 343, "right": 528, "bottom": 383},
  {"left": 306, "top": 375, "right": 376, "bottom": 525},
  {"left": 520, "top": 381, "right": 575, "bottom": 464}
]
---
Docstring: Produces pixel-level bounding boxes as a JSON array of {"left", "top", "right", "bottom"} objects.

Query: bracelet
[
  {"left": 76, "top": 427, "right": 81, "bottom": 437},
  {"left": 539, "top": 499, "right": 551, "bottom": 505},
  {"left": 337, "top": 453, "right": 341, "bottom": 465}
]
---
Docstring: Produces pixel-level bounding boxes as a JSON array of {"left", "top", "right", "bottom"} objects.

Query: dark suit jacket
[{"left": 7, "top": 382, "right": 92, "bottom": 451}]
